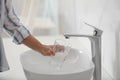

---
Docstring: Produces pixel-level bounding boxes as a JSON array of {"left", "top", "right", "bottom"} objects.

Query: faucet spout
[{"left": 64, "top": 23, "right": 103, "bottom": 80}]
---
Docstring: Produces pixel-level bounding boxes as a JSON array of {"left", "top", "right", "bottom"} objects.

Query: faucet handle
[{"left": 84, "top": 22, "right": 103, "bottom": 36}]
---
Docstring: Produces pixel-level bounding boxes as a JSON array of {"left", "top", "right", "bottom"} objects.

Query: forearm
[
  {"left": 21, "top": 35, "right": 43, "bottom": 52},
  {"left": 21, "top": 35, "right": 55, "bottom": 56}
]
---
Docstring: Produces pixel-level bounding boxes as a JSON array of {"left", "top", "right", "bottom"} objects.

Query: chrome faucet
[{"left": 64, "top": 22, "right": 103, "bottom": 80}]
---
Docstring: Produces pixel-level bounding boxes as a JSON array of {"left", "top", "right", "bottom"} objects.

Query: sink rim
[{"left": 20, "top": 49, "right": 95, "bottom": 75}]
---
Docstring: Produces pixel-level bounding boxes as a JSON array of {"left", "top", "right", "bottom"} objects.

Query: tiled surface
[
  {"left": 91, "top": 69, "right": 113, "bottom": 80},
  {"left": 102, "top": 68, "right": 113, "bottom": 80}
]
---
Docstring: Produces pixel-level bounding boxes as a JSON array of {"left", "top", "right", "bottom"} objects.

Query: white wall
[
  {"left": 11, "top": 0, "right": 120, "bottom": 79},
  {"left": 59, "top": 0, "right": 120, "bottom": 79},
  {"left": 58, "top": 0, "right": 76, "bottom": 34}
]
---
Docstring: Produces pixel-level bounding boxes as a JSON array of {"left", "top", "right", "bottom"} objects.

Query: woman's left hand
[{"left": 47, "top": 45, "right": 64, "bottom": 53}]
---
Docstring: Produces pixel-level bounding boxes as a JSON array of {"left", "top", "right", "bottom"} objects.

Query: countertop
[{"left": 0, "top": 36, "right": 91, "bottom": 80}]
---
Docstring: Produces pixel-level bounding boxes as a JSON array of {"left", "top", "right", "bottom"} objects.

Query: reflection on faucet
[{"left": 64, "top": 22, "right": 103, "bottom": 80}]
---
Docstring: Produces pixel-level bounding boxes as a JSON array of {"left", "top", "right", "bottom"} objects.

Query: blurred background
[{"left": 2, "top": 0, "right": 120, "bottom": 80}]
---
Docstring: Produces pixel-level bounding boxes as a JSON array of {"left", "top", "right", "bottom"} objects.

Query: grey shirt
[{"left": 0, "top": 0, "right": 30, "bottom": 72}]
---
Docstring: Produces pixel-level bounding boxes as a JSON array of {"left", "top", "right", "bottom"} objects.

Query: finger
[
  {"left": 44, "top": 52, "right": 52, "bottom": 56},
  {"left": 56, "top": 45, "right": 64, "bottom": 52},
  {"left": 42, "top": 51, "right": 52, "bottom": 56},
  {"left": 50, "top": 50, "right": 55, "bottom": 56},
  {"left": 59, "top": 46, "right": 64, "bottom": 51},
  {"left": 47, "top": 49, "right": 55, "bottom": 56}
]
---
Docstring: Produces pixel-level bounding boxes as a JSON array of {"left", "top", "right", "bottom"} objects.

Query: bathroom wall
[
  {"left": 10, "top": 0, "right": 120, "bottom": 79},
  {"left": 12, "top": 0, "right": 59, "bottom": 36},
  {"left": 59, "top": 0, "right": 120, "bottom": 80}
]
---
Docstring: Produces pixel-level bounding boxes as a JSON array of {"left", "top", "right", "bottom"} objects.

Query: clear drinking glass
[{"left": 50, "top": 39, "right": 72, "bottom": 70}]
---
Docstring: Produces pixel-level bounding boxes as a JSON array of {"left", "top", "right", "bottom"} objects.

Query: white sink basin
[{"left": 20, "top": 48, "right": 94, "bottom": 80}]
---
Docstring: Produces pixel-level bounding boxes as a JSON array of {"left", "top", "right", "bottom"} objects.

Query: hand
[
  {"left": 39, "top": 45, "right": 64, "bottom": 56},
  {"left": 38, "top": 45, "right": 55, "bottom": 56},
  {"left": 22, "top": 35, "right": 64, "bottom": 56},
  {"left": 48, "top": 45, "right": 65, "bottom": 53}
]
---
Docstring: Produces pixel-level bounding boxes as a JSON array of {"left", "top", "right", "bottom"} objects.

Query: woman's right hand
[
  {"left": 22, "top": 35, "right": 64, "bottom": 56},
  {"left": 38, "top": 45, "right": 55, "bottom": 56},
  {"left": 22, "top": 35, "right": 55, "bottom": 56}
]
